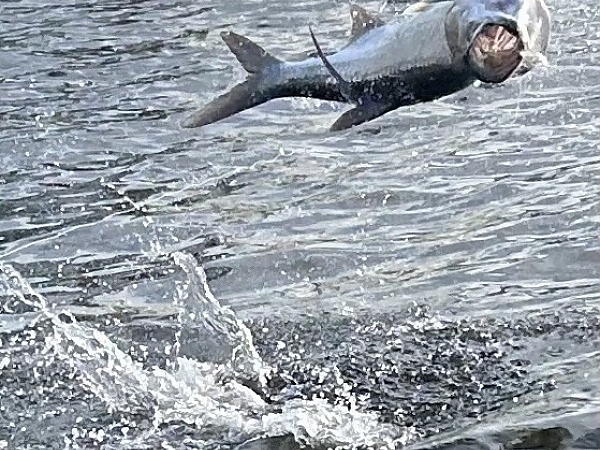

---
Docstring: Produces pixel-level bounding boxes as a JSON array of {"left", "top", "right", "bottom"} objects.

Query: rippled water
[{"left": 1, "top": 0, "right": 599, "bottom": 448}]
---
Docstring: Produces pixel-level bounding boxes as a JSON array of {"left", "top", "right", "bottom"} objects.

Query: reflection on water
[{"left": 0, "top": 0, "right": 599, "bottom": 448}]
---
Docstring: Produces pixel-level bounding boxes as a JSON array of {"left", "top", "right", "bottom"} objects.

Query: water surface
[{"left": 0, "top": 0, "right": 599, "bottom": 448}]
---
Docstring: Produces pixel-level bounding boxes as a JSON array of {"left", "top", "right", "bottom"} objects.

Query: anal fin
[{"left": 330, "top": 101, "right": 395, "bottom": 131}]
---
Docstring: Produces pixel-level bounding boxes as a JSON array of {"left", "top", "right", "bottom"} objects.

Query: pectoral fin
[
  {"left": 330, "top": 101, "right": 396, "bottom": 131},
  {"left": 402, "top": 1, "right": 435, "bottom": 15}
]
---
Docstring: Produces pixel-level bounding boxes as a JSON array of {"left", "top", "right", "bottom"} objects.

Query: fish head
[{"left": 446, "top": 0, "right": 551, "bottom": 83}]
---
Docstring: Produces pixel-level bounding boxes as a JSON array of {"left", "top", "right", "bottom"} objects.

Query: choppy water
[{"left": 1, "top": 0, "right": 599, "bottom": 448}]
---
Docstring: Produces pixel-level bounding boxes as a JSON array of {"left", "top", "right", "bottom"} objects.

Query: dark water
[{"left": 1, "top": 0, "right": 599, "bottom": 448}]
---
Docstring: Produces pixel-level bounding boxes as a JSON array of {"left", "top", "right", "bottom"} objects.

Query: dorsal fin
[
  {"left": 349, "top": 4, "right": 384, "bottom": 43},
  {"left": 220, "top": 31, "right": 281, "bottom": 74},
  {"left": 308, "top": 26, "right": 351, "bottom": 100}
]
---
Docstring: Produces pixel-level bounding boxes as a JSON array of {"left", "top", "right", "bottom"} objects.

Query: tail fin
[
  {"left": 221, "top": 31, "right": 281, "bottom": 74},
  {"left": 182, "top": 32, "right": 282, "bottom": 128}
]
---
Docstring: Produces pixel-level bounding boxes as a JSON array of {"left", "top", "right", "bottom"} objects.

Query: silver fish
[{"left": 183, "top": 0, "right": 550, "bottom": 131}]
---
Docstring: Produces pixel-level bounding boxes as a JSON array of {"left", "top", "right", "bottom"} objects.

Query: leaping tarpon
[{"left": 182, "top": 0, "right": 550, "bottom": 131}]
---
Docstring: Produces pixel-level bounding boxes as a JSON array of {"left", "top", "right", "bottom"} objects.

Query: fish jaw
[
  {"left": 468, "top": 23, "right": 524, "bottom": 83},
  {"left": 447, "top": 0, "right": 551, "bottom": 83}
]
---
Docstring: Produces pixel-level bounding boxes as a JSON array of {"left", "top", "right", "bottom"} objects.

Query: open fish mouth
[{"left": 468, "top": 24, "right": 524, "bottom": 83}]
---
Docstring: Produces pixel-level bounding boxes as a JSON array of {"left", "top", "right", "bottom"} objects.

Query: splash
[
  {"left": 1, "top": 258, "right": 269, "bottom": 442},
  {"left": 1, "top": 263, "right": 154, "bottom": 415},
  {"left": 172, "top": 252, "right": 269, "bottom": 387},
  {"left": 1, "top": 257, "right": 405, "bottom": 448}
]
